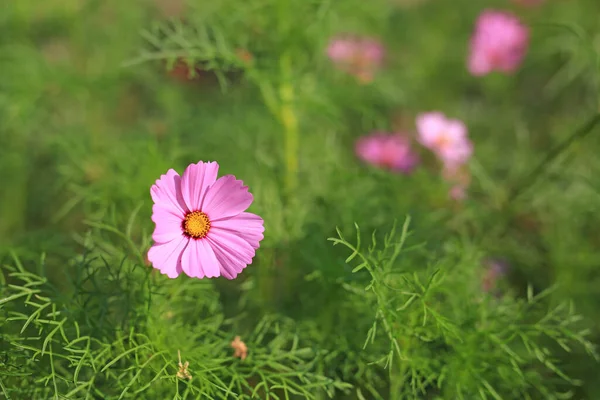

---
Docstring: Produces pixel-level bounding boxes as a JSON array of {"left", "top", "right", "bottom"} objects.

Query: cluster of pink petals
[
  {"left": 416, "top": 112, "right": 473, "bottom": 169},
  {"left": 148, "top": 161, "right": 264, "bottom": 280},
  {"left": 327, "top": 36, "right": 385, "bottom": 83},
  {"left": 416, "top": 112, "right": 473, "bottom": 199},
  {"left": 355, "top": 132, "right": 420, "bottom": 174},
  {"left": 468, "top": 10, "right": 529, "bottom": 76}
]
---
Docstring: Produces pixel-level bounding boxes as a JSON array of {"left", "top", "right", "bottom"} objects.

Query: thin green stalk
[
  {"left": 279, "top": 53, "right": 299, "bottom": 197},
  {"left": 479, "top": 112, "right": 600, "bottom": 255},
  {"left": 0, "top": 376, "right": 11, "bottom": 400},
  {"left": 391, "top": 336, "right": 409, "bottom": 400},
  {"left": 253, "top": 55, "right": 299, "bottom": 198},
  {"left": 507, "top": 112, "right": 600, "bottom": 203},
  {"left": 392, "top": 312, "right": 417, "bottom": 400},
  {"left": 257, "top": 247, "right": 275, "bottom": 309}
]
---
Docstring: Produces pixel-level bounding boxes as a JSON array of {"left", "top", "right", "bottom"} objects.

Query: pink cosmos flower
[
  {"left": 468, "top": 10, "right": 529, "bottom": 76},
  {"left": 355, "top": 132, "right": 420, "bottom": 174},
  {"left": 148, "top": 161, "right": 264, "bottom": 279},
  {"left": 327, "top": 36, "right": 384, "bottom": 83},
  {"left": 416, "top": 112, "right": 473, "bottom": 169}
]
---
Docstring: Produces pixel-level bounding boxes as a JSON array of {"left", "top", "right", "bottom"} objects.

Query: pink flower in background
[
  {"left": 148, "top": 161, "right": 264, "bottom": 279},
  {"left": 416, "top": 112, "right": 473, "bottom": 168},
  {"left": 416, "top": 112, "right": 473, "bottom": 200},
  {"left": 468, "top": 10, "right": 529, "bottom": 76},
  {"left": 327, "top": 39, "right": 356, "bottom": 62},
  {"left": 449, "top": 185, "right": 467, "bottom": 201},
  {"left": 355, "top": 132, "right": 420, "bottom": 174},
  {"left": 482, "top": 259, "right": 510, "bottom": 293},
  {"left": 327, "top": 36, "right": 384, "bottom": 83}
]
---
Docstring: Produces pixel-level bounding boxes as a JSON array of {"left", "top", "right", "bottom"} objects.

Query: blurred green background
[{"left": 1, "top": 0, "right": 599, "bottom": 397}]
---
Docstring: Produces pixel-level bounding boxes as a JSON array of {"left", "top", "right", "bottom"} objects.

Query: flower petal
[
  {"left": 151, "top": 205, "right": 183, "bottom": 244},
  {"left": 468, "top": 10, "right": 529, "bottom": 76},
  {"left": 439, "top": 138, "right": 473, "bottom": 167},
  {"left": 181, "top": 241, "right": 204, "bottom": 279},
  {"left": 202, "top": 175, "right": 253, "bottom": 221},
  {"left": 355, "top": 134, "right": 384, "bottom": 165},
  {"left": 208, "top": 240, "right": 247, "bottom": 279},
  {"left": 445, "top": 120, "right": 467, "bottom": 141},
  {"left": 468, "top": 46, "right": 492, "bottom": 76},
  {"left": 197, "top": 240, "right": 221, "bottom": 278},
  {"left": 211, "top": 212, "right": 264, "bottom": 250},
  {"left": 147, "top": 236, "right": 188, "bottom": 278},
  {"left": 150, "top": 169, "right": 188, "bottom": 216},
  {"left": 180, "top": 161, "right": 219, "bottom": 211},
  {"left": 416, "top": 112, "right": 446, "bottom": 148},
  {"left": 207, "top": 229, "right": 257, "bottom": 279},
  {"left": 180, "top": 239, "right": 220, "bottom": 279},
  {"left": 327, "top": 38, "right": 355, "bottom": 62},
  {"left": 210, "top": 229, "right": 255, "bottom": 264}
]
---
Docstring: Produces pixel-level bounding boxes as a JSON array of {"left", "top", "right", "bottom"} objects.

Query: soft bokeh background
[{"left": 1, "top": 0, "right": 599, "bottom": 398}]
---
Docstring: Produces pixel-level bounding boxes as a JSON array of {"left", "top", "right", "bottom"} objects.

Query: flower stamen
[
  {"left": 434, "top": 133, "right": 451, "bottom": 150},
  {"left": 183, "top": 211, "right": 211, "bottom": 239}
]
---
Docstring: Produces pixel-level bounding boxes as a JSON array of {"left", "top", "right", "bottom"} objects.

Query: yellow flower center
[
  {"left": 183, "top": 211, "right": 211, "bottom": 239},
  {"left": 434, "top": 133, "right": 451, "bottom": 149}
]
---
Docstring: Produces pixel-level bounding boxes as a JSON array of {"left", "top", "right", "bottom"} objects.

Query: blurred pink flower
[
  {"left": 416, "top": 112, "right": 473, "bottom": 168},
  {"left": 355, "top": 132, "right": 420, "bottom": 174},
  {"left": 148, "top": 161, "right": 264, "bottom": 279},
  {"left": 468, "top": 10, "right": 529, "bottom": 76},
  {"left": 327, "top": 36, "right": 384, "bottom": 83},
  {"left": 327, "top": 39, "right": 356, "bottom": 62},
  {"left": 449, "top": 185, "right": 467, "bottom": 201},
  {"left": 482, "top": 258, "right": 510, "bottom": 293}
]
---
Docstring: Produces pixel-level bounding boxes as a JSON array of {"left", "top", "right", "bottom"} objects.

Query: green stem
[
  {"left": 257, "top": 247, "right": 275, "bottom": 310},
  {"left": 392, "top": 312, "right": 417, "bottom": 399},
  {"left": 507, "top": 112, "right": 600, "bottom": 203},
  {"left": 479, "top": 112, "right": 600, "bottom": 254},
  {"left": 279, "top": 54, "right": 299, "bottom": 197}
]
